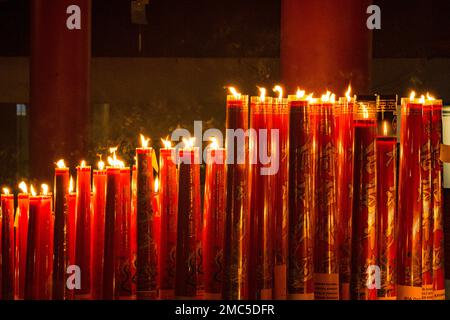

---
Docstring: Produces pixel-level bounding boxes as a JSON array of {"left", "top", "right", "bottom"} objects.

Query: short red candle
[
  {"left": 287, "top": 95, "right": 314, "bottom": 300},
  {"left": 103, "top": 167, "right": 121, "bottom": 299},
  {"left": 52, "top": 166, "right": 70, "bottom": 299},
  {"left": 203, "top": 147, "right": 226, "bottom": 299},
  {"left": 335, "top": 97, "right": 355, "bottom": 300},
  {"left": 75, "top": 164, "right": 92, "bottom": 297},
  {"left": 1, "top": 192, "right": 15, "bottom": 300},
  {"left": 175, "top": 148, "right": 200, "bottom": 298},
  {"left": 136, "top": 146, "right": 157, "bottom": 299},
  {"left": 16, "top": 192, "right": 29, "bottom": 300},
  {"left": 159, "top": 147, "right": 178, "bottom": 299},
  {"left": 91, "top": 168, "right": 107, "bottom": 300},
  {"left": 249, "top": 95, "right": 273, "bottom": 300},
  {"left": 115, "top": 167, "right": 133, "bottom": 298},
  {"left": 222, "top": 93, "right": 250, "bottom": 300},
  {"left": 398, "top": 96, "right": 423, "bottom": 299}
]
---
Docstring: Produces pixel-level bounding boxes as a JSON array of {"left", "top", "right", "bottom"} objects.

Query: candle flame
[
  {"left": 19, "top": 181, "right": 28, "bottom": 194},
  {"left": 362, "top": 105, "right": 369, "bottom": 119},
  {"left": 182, "top": 137, "right": 195, "bottom": 150},
  {"left": 273, "top": 85, "right": 283, "bottom": 99},
  {"left": 259, "top": 87, "right": 266, "bottom": 102},
  {"left": 383, "top": 121, "right": 388, "bottom": 136},
  {"left": 108, "top": 147, "right": 121, "bottom": 167},
  {"left": 69, "top": 177, "right": 74, "bottom": 193},
  {"left": 296, "top": 88, "right": 305, "bottom": 99},
  {"left": 426, "top": 92, "right": 435, "bottom": 101},
  {"left": 98, "top": 160, "right": 105, "bottom": 170},
  {"left": 306, "top": 93, "right": 314, "bottom": 102},
  {"left": 420, "top": 94, "right": 425, "bottom": 104},
  {"left": 80, "top": 160, "right": 87, "bottom": 168},
  {"left": 2, "top": 187, "right": 10, "bottom": 195},
  {"left": 154, "top": 177, "right": 159, "bottom": 193},
  {"left": 41, "top": 184, "right": 49, "bottom": 196},
  {"left": 409, "top": 91, "right": 416, "bottom": 101},
  {"left": 140, "top": 134, "right": 150, "bottom": 148},
  {"left": 209, "top": 137, "right": 220, "bottom": 149},
  {"left": 56, "top": 159, "right": 66, "bottom": 168},
  {"left": 30, "top": 185, "right": 37, "bottom": 197},
  {"left": 161, "top": 137, "right": 172, "bottom": 148},
  {"left": 345, "top": 85, "right": 352, "bottom": 102},
  {"left": 228, "top": 87, "right": 241, "bottom": 99}
]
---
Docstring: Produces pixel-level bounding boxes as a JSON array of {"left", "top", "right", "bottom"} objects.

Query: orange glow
[
  {"left": 419, "top": 94, "right": 425, "bottom": 104},
  {"left": 321, "top": 91, "right": 335, "bottom": 103},
  {"left": 409, "top": 91, "right": 416, "bottom": 101},
  {"left": 19, "top": 181, "right": 28, "bottom": 194},
  {"left": 259, "top": 87, "right": 266, "bottom": 102},
  {"left": 161, "top": 137, "right": 172, "bottom": 148},
  {"left": 154, "top": 177, "right": 159, "bottom": 193},
  {"left": 80, "top": 160, "right": 87, "bottom": 168},
  {"left": 383, "top": 121, "right": 388, "bottom": 136},
  {"left": 209, "top": 137, "right": 220, "bottom": 149},
  {"left": 228, "top": 87, "right": 241, "bottom": 99},
  {"left": 140, "top": 134, "right": 150, "bottom": 148},
  {"left": 426, "top": 92, "right": 435, "bottom": 101},
  {"left": 98, "top": 160, "right": 105, "bottom": 171},
  {"left": 41, "top": 184, "right": 49, "bottom": 196},
  {"left": 30, "top": 185, "right": 37, "bottom": 197},
  {"left": 345, "top": 85, "right": 352, "bottom": 102},
  {"left": 296, "top": 88, "right": 305, "bottom": 99},
  {"left": 182, "top": 137, "right": 195, "bottom": 149},
  {"left": 56, "top": 159, "right": 66, "bottom": 168},
  {"left": 2, "top": 187, "right": 10, "bottom": 195},
  {"left": 273, "top": 85, "right": 283, "bottom": 99}
]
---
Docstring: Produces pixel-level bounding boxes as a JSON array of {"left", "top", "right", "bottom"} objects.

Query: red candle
[
  {"left": 222, "top": 89, "right": 250, "bottom": 300},
  {"left": 116, "top": 166, "right": 133, "bottom": 299},
  {"left": 175, "top": 144, "right": 200, "bottom": 298},
  {"left": 103, "top": 166, "right": 121, "bottom": 299},
  {"left": 25, "top": 187, "right": 40, "bottom": 300},
  {"left": 310, "top": 93, "right": 339, "bottom": 300},
  {"left": 249, "top": 92, "right": 273, "bottom": 300},
  {"left": 351, "top": 96, "right": 378, "bottom": 300},
  {"left": 75, "top": 161, "right": 92, "bottom": 298},
  {"left": 159, "top": 142, "right": 178, "bottom": 299},
  {"left": 335, "top": 92, "right": 355, "bottom": 300},
  {"left": 421, "top": 99, "right": 434, "bottom": 300},
  {"left": 15, "top": 182, "right": 29, "bottom": 300},
  {"left": 287, "top": 92, "right": 314, "bottom": 300},
  {"left": 272, "top": 86, "right": 289, "bottom": 300},
  {"left": 376, "top": 121, "right": 397, "bottom": 300},
  {"left": 1, "top": 188, "right": 15, "bottom": 300},
  {"left": 52, "top": 160, "right": 70, "bottom": 299},
  {"left": 429, "top": 97, "right": 445, "bottom": 300},
  {"left": 398, "top": 93, "right": 423, "bottom": 300},
  {"left": 91, "top": 161, "right": 107, "bottom": 300},
  {"left": 131, "top": 164, "right": 137, "bottom": 297},
  {"left": 68, "top": 178, "right": 77, "bottom": 282},
  {"left": 136, "top": 136, "right": 158, "bottom": 299},
  {"left": 37, "top": 184, "right": 53, "bottom": 300},
  {"left": 152, "top": 178, "right": 161, "bottom": 294},
  {"left": 203, "top": 140, "right": 226, "bottom": 299}
]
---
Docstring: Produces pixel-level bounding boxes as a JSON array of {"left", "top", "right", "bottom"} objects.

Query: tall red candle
[
  {"left": 1, "top": 188, "right": 15, "bottom": 300},
  {"left": 175, "top": 145, "right": 201, "bottom": 298},
  {"left": 131, "top": 164, "right": 137, "bottom": 297},
  {"left": 430, "top": 97, "right": 445, "bottom": 300},
  {"left": 116, "top": 167, "right": 133, "bottom": 299},
  {"left": 136, "top": 137, "right": 157, "bottom": 299},
  {"left": 376, "top": 121, "right": 397, "bottom": 300},
  {"left": 310, "top": 93, "right": 339, "bottom": 300},
  {"left": 287, "top": 92, "right": 314, "bottom": 300},
  {"left": 398, "top": 93, "right": 423, "bottom": 300},
  {"left": 152, "top": 180, "right": 161, "bottom": 294},
  {"left": 37, "top": 185, "right": 53, "bottom": 300},
  {"left": 351, "top": 96, "right": 378, "bottom": 300},
  {"left": 335, "top": 93, "right": 355, "bottom": 300},
  {"left": 222, "top": 90, "right": 250, "bottom": 300},
  {"left": 249, "top": 93, "right": 273, "bottom": 300},
  {"left": 68, "top": 178, "right": 77, "bottom": 280},
  {"left": 91, "top": 161, "right": 107, "bottom": 300},
  {"left": 272, "top": 87, "right": 289, "bottom": 300},
  {"left": 203, "top": 141, "right": 226, "bottom": 299},
  {"left": 75, "top": 161, "right": 92, "bottom": 297},
  {"left": 25, "top": 188, "right": 40, "bottom": 300},
  {"left": 52, "top": 160, "right": 70, "bottom": 299},
  {"left": 159, "top": 143, "right": 178, "bottom": 299},
  {"left": 15, "top": 182, "right": 29, "bottom": 300},
  {"left": 103, "top": 166, "right": 121, "bottom": 299},
  {"left": 421, "top": 99, "right": 434, "bottom": 300}
]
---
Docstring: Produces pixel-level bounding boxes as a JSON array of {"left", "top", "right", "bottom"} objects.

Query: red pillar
[
  {"left": 281, "top": 0, "right": 372, "bottom": 93},
  {"left": 30, "top": 0, "right": 91, "bottom": 180}
]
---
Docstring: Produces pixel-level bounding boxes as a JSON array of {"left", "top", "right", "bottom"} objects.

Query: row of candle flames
[{"left": 0, "top": 84, "right": 443, "bottom": 301}]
